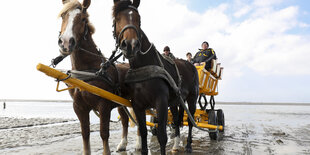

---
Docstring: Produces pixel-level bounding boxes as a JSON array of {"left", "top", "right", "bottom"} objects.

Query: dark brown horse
[
  {"left": 57, "top": 0, "right": 130, "bottom": 154},
  {"left": 112, "top": 0, "right": 199, "bottom": 154}
]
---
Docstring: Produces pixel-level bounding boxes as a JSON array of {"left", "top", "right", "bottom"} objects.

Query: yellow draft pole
[
  {"left": 183, "top": 122, "right": 223, "bottom": 131},
  {"left": 36, "top": 63, "right": 132, "bottom": 107}
]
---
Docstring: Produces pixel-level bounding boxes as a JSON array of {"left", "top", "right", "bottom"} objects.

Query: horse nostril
[
  {"left": 69, "top": 38, "right": 75, "bottom": 47},
  {"left": 121, "top": 40, "right": 127, "bottom": 49},
  {"left": 134, "top": 40, "right": 140, "bottom": 50},
  {"left": 58, "top": 38, "right": 63, "bottom": 46}
]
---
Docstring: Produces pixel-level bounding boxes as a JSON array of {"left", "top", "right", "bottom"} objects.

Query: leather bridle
[{"left": 113, "top": 5, "right": 146, "bottom": 54}]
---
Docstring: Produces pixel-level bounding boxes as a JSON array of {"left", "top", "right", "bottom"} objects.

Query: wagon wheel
[
  {"left": 217, "top": 109, "right": 225, "bottom": 132},
  {"left": 150, "top": 116, "right": 158, "bottom": 136},
  {"left": 208, "top": 110, "right": 218, "bottom": 140}
]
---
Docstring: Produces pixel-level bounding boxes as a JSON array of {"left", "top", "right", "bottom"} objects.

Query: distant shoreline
[
  {"left": 0, "top": 99, "right": 72, "bottom": 103},
  {"left": 0, "top": 99, "right": 309, "bottom": 106},
  {"left": 216, "top": 102, "right": 310, "bottom": 106}
]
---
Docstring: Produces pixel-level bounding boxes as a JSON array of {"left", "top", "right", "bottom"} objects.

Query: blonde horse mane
[
  {"left": 58, "top": 0, "right": 81, "bottom": 18},
  {"left": 58, "top": 0, "right": 95, "bottom": 34}
]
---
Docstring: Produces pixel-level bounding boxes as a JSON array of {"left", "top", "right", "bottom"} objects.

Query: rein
[{"left": 79, "top": 47, "right": 105, "bottom": 60}]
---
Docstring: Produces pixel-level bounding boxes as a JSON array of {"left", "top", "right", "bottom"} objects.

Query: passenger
[
  {"left": 186, "top": 52, "right": 193, "bottom": 63},
  {"left": 193, "top": 41, "right": 217, "bottom": 70},
  {"left": 162, "top": 46, "right": 176, "bottom": 60}
]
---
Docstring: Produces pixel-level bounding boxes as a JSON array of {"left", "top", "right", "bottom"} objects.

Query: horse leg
[
  {"left": 185, "top": 96, "right": 197, "bottom": 153},
  {"left": 73, "top": 102, "right": 91, "bottom": 155},
  {"left": 170, "top": 105, "right": 180, "bottom": 152},
  {"left": 116, "top": 107, "right": 129, "bottom": 152},
  {"left": 156, "top": 98, "right": 168, "bottom": 155},
  {"left": 99, "top": 104, "right": 112, "bottom": 155},
  {"left": 132, "top": 107, "right": 148, "bottom": 155},
  {"left": 135, "top": 127, "right": 142, "bottom": 151}
]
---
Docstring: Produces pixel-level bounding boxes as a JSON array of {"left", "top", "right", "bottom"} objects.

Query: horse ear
[
  {"left": 82, "top": 0, "right": 91, "bottom": 10},
  {"left": 62, "top": 0, "right": 68, "bottom": 4},
  {"left": 132, "top": 0, "right": 140, "bottom": 8},
  {"left": 114, "top": 0, "right": 120, "bottom": 4}
]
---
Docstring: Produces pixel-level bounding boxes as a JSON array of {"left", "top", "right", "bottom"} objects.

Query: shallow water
[
  {"left": 1, "top": 102, "right": 310, "bottom": 154},
  {"left": 0, "top": 101, "right": 120, "bottom": 123}
]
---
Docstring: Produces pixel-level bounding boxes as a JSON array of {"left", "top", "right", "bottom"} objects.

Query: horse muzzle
[
  {"left": 58, "top": 37, "right": 76, "bottom": 55},
  {"left": 120, "top": 39, "right": 141, "bottom": 59}
]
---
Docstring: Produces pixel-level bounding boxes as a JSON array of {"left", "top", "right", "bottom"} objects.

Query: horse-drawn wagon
[
  {"left": 37, "top": 59, "right": 225, "bottom": 140},
  {"left": 40, "top": 0, "right": 225, "bottom": 154}
]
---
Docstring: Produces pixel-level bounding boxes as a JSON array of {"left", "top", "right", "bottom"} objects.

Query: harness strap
[
  {"left": 154, "top": 49, "right": 164, "bottom": 68},
  {"left": 58, "top": 69, "right": 115, "bottom": 87}
]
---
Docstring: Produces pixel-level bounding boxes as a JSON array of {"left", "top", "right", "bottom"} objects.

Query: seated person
[
  {"left": 162, "top": 46, "right": 176, "bottom": 60},
  {"left": 193, "top": 41, "right": 217, "bottom": 70},
  {"left": 186, "top": 52, "right": 193, "bottom": 63}
]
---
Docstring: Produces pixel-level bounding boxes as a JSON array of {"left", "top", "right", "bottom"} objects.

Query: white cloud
[
  {"left": 136, "top": 0, "right": 310, "bottom": 76},
  {"left": 234, "top": 5, "right": 251, "bottom": 18},
  {"left": 0, "top": 0, "right": 309, "bottom": 101}
]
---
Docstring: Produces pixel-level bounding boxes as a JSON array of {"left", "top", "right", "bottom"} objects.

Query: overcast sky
[{"left": 0, "top": 0, "right": 309, "bottom": 103}]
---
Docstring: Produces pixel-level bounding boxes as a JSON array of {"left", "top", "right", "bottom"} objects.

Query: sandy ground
[{"left": 1, "top": 104, "right": 310, "bottom": 155}]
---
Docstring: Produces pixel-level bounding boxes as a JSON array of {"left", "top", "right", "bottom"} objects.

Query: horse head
[
  {"left": 113, "top": 0, "right": 141, "bottom": 59},
  {"left": 58, "top": 0, "right": 94, "bottom": 56}
]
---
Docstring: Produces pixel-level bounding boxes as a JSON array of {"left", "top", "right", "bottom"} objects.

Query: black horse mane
[{"left": 113, "top": 1, "right": 133, "bottom": 18}]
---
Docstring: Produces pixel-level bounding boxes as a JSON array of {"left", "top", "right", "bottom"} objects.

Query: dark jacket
[
  {"left": 193, "top": 48, "right": 217, "bottom": 69},
  {"left": 162, "top": 52, "right": 176, "bottom": 60}
]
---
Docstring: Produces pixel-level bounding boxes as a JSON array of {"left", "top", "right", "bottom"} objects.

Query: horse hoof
[
  {"left": 185, "top": 147, "right": 192, "bottom": 153},
  {"left": 141, "top": 150, "right": 148, "bottom": 155},
  {"left": 172, "top": 148, "right": 180, "bottom": 152},
  {"left": 116, "top": 148, "right": 126, "bottom": 152}
]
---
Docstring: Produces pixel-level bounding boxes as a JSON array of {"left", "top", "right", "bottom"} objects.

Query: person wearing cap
[
  {"left": 162, "top": 46, "right": 176, "bottom": 60},
  {"left": 193, "top": 41, "right": 217, "bottom": 70},
  {"left": 186, "top": 52, "right": 193, "bottom": 63}
]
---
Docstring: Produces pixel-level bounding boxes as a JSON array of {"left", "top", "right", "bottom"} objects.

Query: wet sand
[{"left": 1, "top": 104, "right": 310, "bottom": 154}]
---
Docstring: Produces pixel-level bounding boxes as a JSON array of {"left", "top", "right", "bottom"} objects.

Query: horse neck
[
  {"left": 129, "top": 30, "right": 160, "bottom": 69},
  {"left": 70, "top": 35, "right": 103, "bottom": 71}
]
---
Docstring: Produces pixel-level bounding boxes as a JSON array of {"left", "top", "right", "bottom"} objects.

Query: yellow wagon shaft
[
  {"left": 36, "top": 63, "right": 132, "bottom": 107},
  {"left": 36, "top": 63, "right": 223, "bottom": 131}
]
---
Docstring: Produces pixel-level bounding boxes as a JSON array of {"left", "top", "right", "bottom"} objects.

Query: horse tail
[{"left": 128, "top": 107, "right": 137, "bottom": 127}]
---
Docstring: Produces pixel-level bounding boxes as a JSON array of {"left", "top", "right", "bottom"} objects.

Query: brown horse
[
  {"left": 112, "top": 0, "right": 199, "bottom": 154},
  {"left": 57, "top": 0, "right": 130, "bottom": 154}
]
